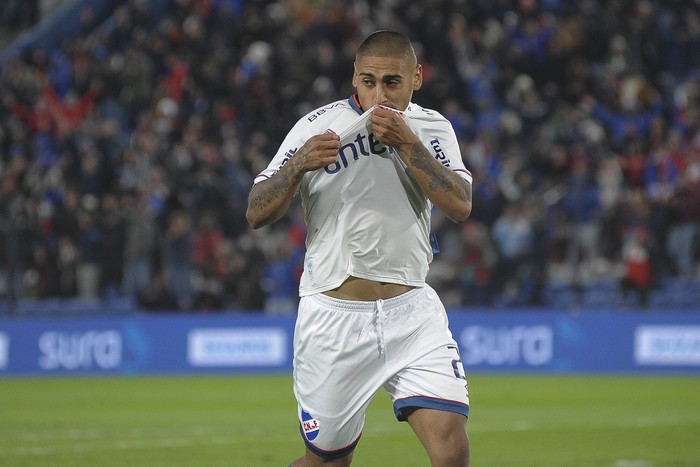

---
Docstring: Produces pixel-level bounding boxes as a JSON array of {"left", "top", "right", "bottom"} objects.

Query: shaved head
[{"left": 356, "top": 30, "right": 417, "bottom": 68}]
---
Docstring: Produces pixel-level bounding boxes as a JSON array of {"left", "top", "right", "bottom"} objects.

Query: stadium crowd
[
  {"left": 0, "top": 0, "right": 41, "bottom": 38},
  {"left": 0, "top": 0, "right": 699, "bottom": 313}
]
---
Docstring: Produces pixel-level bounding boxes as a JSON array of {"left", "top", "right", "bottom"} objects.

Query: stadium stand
[{"left": 0, "top": 0, "right": 698, "bottom": 315}]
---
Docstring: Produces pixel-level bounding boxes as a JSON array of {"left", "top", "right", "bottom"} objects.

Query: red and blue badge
[{"left": 301, "top": 409, "right": 320, "bottom": 441}]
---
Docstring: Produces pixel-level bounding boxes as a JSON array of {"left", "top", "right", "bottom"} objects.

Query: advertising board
[{"left": 1, "top": 311, "right": 699, "bottom": 376}]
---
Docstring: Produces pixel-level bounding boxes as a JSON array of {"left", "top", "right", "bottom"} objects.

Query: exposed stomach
[{"left": 323, "top": 275, "right": 415, "bottom": 301}]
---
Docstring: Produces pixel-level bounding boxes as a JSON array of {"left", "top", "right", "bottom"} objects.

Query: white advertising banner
[
  {"left": 635, "top": 326, "right": 700, "bottom": 366},
  {"left": 0, "top": 332, "right": 8, "bottom": 369},
  {"left": 187, "top": 328, "right": 287, "bottom": 367}
]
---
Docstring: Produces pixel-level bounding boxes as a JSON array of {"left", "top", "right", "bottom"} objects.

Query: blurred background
[{"left": 1, "top": 0, "right": 699, "bottom": 317}]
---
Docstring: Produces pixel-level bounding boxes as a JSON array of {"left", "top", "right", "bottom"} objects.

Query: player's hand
[
  {"left": 369, "top": 106, "right": 420, "bottom": 151},
  {"left": 294, "top": 133, "right": 341, "bottom": 173}
]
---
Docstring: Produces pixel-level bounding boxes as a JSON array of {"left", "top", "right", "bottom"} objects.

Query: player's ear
[
  {"left": 352, "top": 62, "right": 359, "bottom": 88},
  {"left": 413, "top": 64, "right": 423, "bottom": 91}
]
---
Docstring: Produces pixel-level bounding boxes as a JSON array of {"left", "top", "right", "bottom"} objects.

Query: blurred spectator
[
  {"left": 28, "top": 243, "right": 60, "bottom": 299},
  {"left": 222, "top": 233, "right": 265, "bottom": 311},
  {"left": 492, "top": 201, "right": 534, "bottom": 305},
  {"left": 261, "top": 242, "right": 303, "bottom": 314},
  {"left": 456, "top": 220, "right": 498, "bottom": 306},
  {"left": 559, "top": 147, "right": 603, "bottom": 284},
  {"left": 0, "top": 1, "right": 40, "bottom": 34},
  {"left": 99, "top": 193, "right": 126, "bottom": 298},
  {"left": 619, "top": 227, "right": 653, "bottom": 308},
  {"left": 75, "top": 204, "right": 102, "bottom": 301},
  {"left": 121, "top": 192, "right": 157, "bottom": 297},
  {"left": 56, "top": 235, "right": 78, "bottom": 297},
  {"left": 138, "top": 271, "right": 179, "bottom": 311},
  {"left": 162, "top": 210, "right": 192, "bottom": 309},
  {"left": 190, "top": 212, "right": 225, "bottom": 308},
  {"left": 591, "top": 74, "right": 663, "bottom": 148},
  {"left": 666, "top": 167, "right": 700, "bottom": 279}
]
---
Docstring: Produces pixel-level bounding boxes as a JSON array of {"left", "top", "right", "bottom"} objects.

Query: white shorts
[{"left": 293, "top": 285, "right": 470, "bottom": 460}]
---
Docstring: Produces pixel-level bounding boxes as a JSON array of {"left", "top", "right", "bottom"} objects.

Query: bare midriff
[{"left": 323, "top": 276, "right": 415, "bottom": 301}]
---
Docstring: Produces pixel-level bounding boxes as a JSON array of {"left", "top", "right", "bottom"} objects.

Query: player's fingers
[
  {"left": 307, "top": 134, "right": 341, "bottom": 151},
  {"left": 371, "top": 106, "right": 402, "bottom": 123},
  {"left": 368, "top": 112, "right": 386, "bottom": 127},
  {"left": 318, "top": 139, "right": 341, "bottom": 151},
  {"left": 369, "top": 116, "right": 399, "bottom": 141},
  {"left": 299, "top": 143, "right": 339, "bottom": 171},
  {"left": 370, "top": 119, "right": 393, "bottom": 142},
  {"left": 312, "top": 132, "right": 341, "bottom": 143},
  {"left": 304, "top": 155, "right": 338, "bottom": 171}
]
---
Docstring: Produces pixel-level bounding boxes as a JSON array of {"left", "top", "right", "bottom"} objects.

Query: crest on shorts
[{"left": 301, "top": 409, "right": 320, "bottom": 441}]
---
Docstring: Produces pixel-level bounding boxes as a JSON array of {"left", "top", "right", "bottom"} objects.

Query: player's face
[{"left": 352, "top": 55, "right": 422, "bottom": 111}]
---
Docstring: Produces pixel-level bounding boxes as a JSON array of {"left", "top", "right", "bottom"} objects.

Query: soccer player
[{"left": 247, "top": 30, "right": 473, "bottom": 467}]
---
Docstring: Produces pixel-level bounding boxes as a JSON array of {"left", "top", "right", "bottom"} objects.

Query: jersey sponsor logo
[
  {"left": 324, "top": 132, "right": 394, "bottom": 174},
  {"left": 301, "top": 409, "right": 320, "bottom": 441},
  {"left": 275, "top": 132, "right": 453, "bottom": 176},
  {"left": 430, "top": 138, "right": 452, "bottom": 167},
  {"left": 307, "top": 102, "right": 345, "bottom": 122},
  {"left": 273, "top": 132, "right": 390, "bottom": 176},
  {"left": 270, "top": 147, "right": 299, "bottom": 175}
]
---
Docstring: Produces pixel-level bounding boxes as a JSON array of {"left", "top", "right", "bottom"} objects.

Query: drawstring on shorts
[{"left": 359, "top": 299, "right": 386, "bottom": 359}]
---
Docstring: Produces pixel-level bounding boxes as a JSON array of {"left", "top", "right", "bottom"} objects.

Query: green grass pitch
[{"left": 1, "top": 374, "right": 699, "bottom": 466}]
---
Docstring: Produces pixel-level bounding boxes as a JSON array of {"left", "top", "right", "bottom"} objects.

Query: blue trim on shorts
[
  {"left": 393, "top": 396, "right": 470, "bottom": 422},
  {"left": 298, "top": 424, "right": 361, "bottom": 460}
]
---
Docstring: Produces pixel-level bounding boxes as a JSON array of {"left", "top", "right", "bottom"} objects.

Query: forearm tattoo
[
  {"left": 248, "top": 167, "right": 298, "bottom": 213},
  {"left": 409, "top": 144, "right": 470, "bottom": 202}
]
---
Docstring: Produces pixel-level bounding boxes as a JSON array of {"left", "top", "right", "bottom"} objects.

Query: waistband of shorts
[{"left": 308, "top": 286, "right": 425, "bottom": 312}]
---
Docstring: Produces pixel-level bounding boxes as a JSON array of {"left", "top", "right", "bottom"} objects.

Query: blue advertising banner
[
  {"left": 1, "top": 310, "right": 699, "bottom": 376},
  {"left": 0, "top": 314, "right": 296, "bottom": 376},
  {"left": 449, "top": 311, "right": 700, "bottom": 373}
]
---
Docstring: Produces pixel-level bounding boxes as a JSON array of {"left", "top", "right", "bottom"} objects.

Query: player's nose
[{"left": 374, "top": 85, "right": 388, "bottom": 105}]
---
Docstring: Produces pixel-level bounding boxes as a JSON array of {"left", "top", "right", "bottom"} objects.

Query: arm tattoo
[
  {"left": 249, "top": 169, "right": 296, "bottom": 212},
  {"left": 409, "top": 144, "right": 470, "bottom": 201}
]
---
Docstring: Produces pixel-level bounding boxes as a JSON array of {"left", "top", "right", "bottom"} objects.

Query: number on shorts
[{"left": 448, "top": 345, "right": 466, "bottom": 380}]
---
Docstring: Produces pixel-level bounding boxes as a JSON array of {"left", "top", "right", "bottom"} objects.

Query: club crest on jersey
[{"left": 301, "top": 409, "right": 320, "bottom": 441}]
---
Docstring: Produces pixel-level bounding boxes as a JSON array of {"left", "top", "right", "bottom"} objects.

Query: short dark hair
[{"left": 356, "top": 30, "right": 416, "bottom": 65}]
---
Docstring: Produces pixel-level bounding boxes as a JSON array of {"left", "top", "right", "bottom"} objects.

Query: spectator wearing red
[{"left": 619, "top": 227, "right": 652, "bottom": 308}]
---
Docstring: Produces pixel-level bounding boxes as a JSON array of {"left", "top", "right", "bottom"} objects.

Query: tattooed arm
[
  {"left": 402, "top": 142, "right": 472, "bottom": 223},
  {"left": 246, "top": 133, "right": 341, "bottom": 229},
  {"left": 369, "top": 107, "right": 472, "bottom": 223}
]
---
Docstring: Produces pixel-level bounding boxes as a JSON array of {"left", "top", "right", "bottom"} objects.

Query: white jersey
[{"left": 254, "top": 95, "right": 472, "bottom": 296}]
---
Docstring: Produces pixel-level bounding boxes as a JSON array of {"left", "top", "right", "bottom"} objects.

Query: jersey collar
[{"left": 349, "top": 93, "right": 363, "bottom": 115}]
